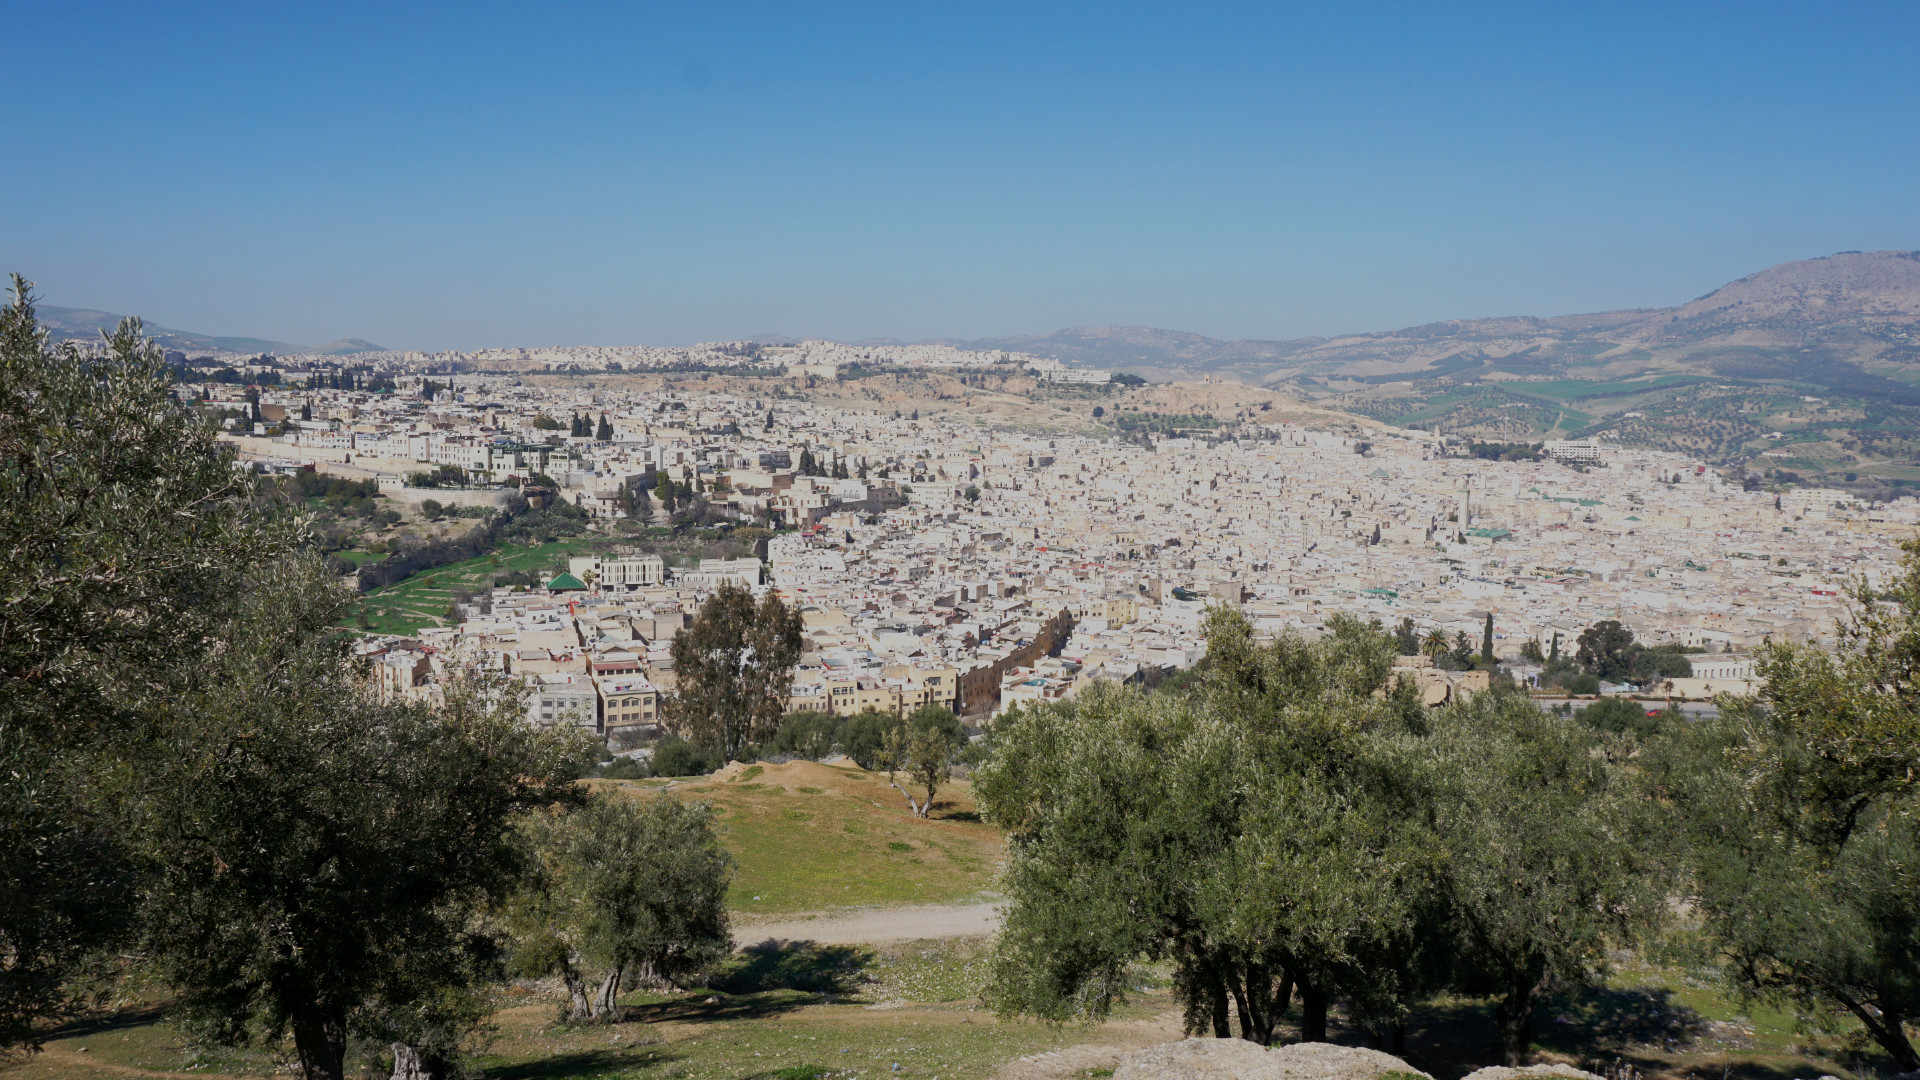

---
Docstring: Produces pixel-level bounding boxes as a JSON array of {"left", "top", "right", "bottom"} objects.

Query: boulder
[
  {"left": 1113, "top": 1039, "right": 1277, "bottom": 1080},
  {"left": 1269, "top": 1043, "right": 1434, "bottom": 1080},
  {"left": 1460, "top": 1066, "right": 1603, "bottom": 1080},
  {"left": 1114, "top": 1039, "right": 1432, "bottom": 1080}
]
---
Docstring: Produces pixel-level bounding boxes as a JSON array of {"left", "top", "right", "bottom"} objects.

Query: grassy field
[
  {"left": 350, "top": 538, "right": 606, "bottom": 635},
  {"left": 15, "top": 945, "right": 1891, "bottom": 1080},
  {"left": 11, "top": 938, "right": 1165, "bottom": 1080},
  {"left": 597, "top": 760, "right": 1008, "bottom": 915}
]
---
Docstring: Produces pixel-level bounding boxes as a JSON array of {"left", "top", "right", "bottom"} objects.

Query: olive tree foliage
[
  {"left": 978, "top": 608, "right": 1659, "bottom": 1057},
  {"left": 508, "top": 792, "right": 733, "bottom": 1022},
  {"left": 880, "top": 722, "right": 953, "bottom": 818},
  {"left": 665, "top": 583, "right": 803, "bottom": 762},
  {"left": 133, "top": 557, "right": 588, "bottom": 1080},
  {"left": 976, "top": 610, "right": 1441, "bottom": 1046},
  {"left": 1654, "top": 540, "right": 1920, "bottom": 1070},
  {"left": 0, "top": 277, "right": 296, "bottom": 1050},
  {"left": 1427, "top": 691, "right": 1663, "bottom": 1066}
]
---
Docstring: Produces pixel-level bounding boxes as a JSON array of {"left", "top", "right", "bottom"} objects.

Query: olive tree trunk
[
  {"left": 1298, "top": 982, "right": 1330, "bottom": 1043},
  {"left": 591, "top": 964, "right": 624, "bottom": 1020},
  {"left": 1496, "top": 968, "right": 1546, "bottom": 1067},
  {"left": 389, "top": 1042, "right": 432, "bottom": 1080},
  {"left": 290, "top": 1004, "right": 348, "bottom": 1080},
  {"left": 1838, "top": 995, "right": 1920, "bottom": 1072},
  {"left": 562, "top": 968, "right": 592, "bottom": 1021}
]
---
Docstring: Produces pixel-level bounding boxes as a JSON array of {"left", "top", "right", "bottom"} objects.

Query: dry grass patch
[{"left": 592, "top": 760, "right": 1006, "bottom": 915}]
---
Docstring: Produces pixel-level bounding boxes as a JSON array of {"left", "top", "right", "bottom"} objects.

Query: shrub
[
  {"left": 1578, "top": 696, "right": 1665, "bottom": 737},
  {"left": 652, "top": 736, "right": 720, "bottom": 777},
  {"left": 769, "top": 711, "right": 842, "bottom": 760},
  {"left": 839, "top": 710, "right": 895, "bottom": 769},
  {"left": 597, "top": 756, "right": 644, "bottom": 780}
]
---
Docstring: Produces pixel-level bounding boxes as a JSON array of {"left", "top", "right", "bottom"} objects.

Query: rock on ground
[
  {"left": 1460, "top": 1066, "right": 1603, "bottom": 1080},
  {"left": 1114, "top": 1039, "right": 1432, "bottom": 1080}
]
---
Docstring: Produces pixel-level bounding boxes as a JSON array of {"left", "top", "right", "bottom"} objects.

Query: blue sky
[{"left": 4, "top": 2, "right": 1917, "bottom": 350}]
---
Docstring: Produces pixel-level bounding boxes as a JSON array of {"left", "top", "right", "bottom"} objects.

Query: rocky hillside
[{"left": 1649, "top": 249, "right": 1920, "bottom": 339}]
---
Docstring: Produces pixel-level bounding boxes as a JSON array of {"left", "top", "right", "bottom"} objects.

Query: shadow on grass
[
  {"left": 712, "top": 939, "right": 872, "bottom": 995},
  {"left": 38, "top": 1002, "right": 167, "bottom": 1042},
  {"left": 486, "top": 1047, "right": 685, "bottom": 1080},
  {"left": 623, "top": 988, "right": 819, "bottom": 1026},
  {"left": 936, "top": 809, "right": 983, "bottom": 823},
  {"left": 1381, "top": 986, "right": 1864, "bottom": 1080},
  {"left": 1395, "top": 989, "right": 1711, "bottom": 1078},
  {"left": 1536, "top": 986, "right": 1710, "bottom": 1056}
]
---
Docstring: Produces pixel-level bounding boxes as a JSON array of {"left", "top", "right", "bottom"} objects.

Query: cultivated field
[{"left": 351, "top": 538, "right": 603, "bottom": 635}]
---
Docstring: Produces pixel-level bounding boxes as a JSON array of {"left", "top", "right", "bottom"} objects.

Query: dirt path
[
  {"left": 732, "top": 900, "right": 1002, "bottom": 945},
  {"left": 993, "top": 1010, "right": 1187, "bottom": 1079}
]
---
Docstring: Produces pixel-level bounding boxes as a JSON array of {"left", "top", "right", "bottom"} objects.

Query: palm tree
[{"left": 1423, "top": 628, "right": 1448, "bottom": 659}]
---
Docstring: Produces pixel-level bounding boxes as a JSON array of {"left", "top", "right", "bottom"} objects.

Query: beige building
[
  {"left": 789, "top": 663, "right": 958, "bottom": 717},
  {"left": 596, "top": 675, "right": 661, "bottom": 731}
]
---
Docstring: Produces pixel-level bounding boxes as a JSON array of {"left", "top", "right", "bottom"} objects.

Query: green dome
[{"left": 546, "top": 572, "right": 588, "bottom": 592}]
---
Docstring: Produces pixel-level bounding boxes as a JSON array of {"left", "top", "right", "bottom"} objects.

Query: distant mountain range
[
  {"left": 37, "top": 304, "right": 382, "bottom": 357},
  {"left": 44, "top": 250, "right": 1920, "bottom": 384},
  {"left": 951, "top": 250, "right": 1920, "bottom": 390}
]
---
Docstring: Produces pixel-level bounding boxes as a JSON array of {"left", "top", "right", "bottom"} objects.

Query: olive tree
[
  {"left": 977, "top": 609, "right": 1440, "bottom": 1045},
  {"left": 1427, "top": 689, "right": 1664, "bottom": 1065},
  {"left": 0, "top": 277, "right": 295, "bottom": 1049},
  {"left": 134, "top": 557, "right": 586, "bottom": 1080},
  {"left": 880, "top": 722, "right": 952, "bottom": 818},
  {"left": 509, "top": 791, "right": 733, "bottom": 1021},
  {"left": 1656, "top": 541, "right": 1920, "bottom": 1070},
  {"left": 980, "top": 608, "right": 1658, "bottom": 1056}
]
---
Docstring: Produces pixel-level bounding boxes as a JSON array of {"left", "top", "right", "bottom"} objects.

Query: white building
[
  {"left": 526, "top": 673, "right": 599, "bottom": 732},
  {"left": 673, "top": 557, "right": 763, "bottom": 589},
  {"left": 1544, "top": 439, "right": 1607, "bottom": 463},
  {"left": 569, "top": 554, "right": 667, "bottom": 591}
]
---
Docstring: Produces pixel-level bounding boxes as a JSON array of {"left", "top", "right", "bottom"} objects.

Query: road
[
  {"left": 732, "top": 900, "right": 1002, "bottom": 945},
  {"left": 1536, "top": 697, "right": 1720, "bottom": 719}
]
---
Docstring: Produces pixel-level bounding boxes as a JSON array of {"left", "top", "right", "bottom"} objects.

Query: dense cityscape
[{"left": 195, "top": 355, "right": 1920, "bottom": 744}]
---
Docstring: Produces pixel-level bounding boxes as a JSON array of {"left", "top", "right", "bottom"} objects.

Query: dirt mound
[{"left": 698, "top": 758, "right": 873, "bottom": 794}]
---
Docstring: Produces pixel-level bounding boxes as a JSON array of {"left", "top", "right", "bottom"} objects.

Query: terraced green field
[{"left": 350, "top": 538, "right": 605, "bottom": 635}]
